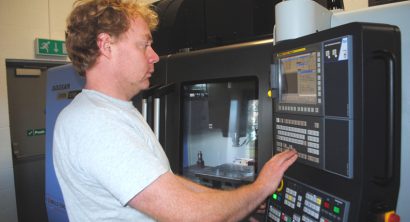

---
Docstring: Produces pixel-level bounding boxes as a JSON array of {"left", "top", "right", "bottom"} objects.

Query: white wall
[
  {"left": 343, "top": 0, "right": 368, "bottom": 10},
  {"left": 0, "top": 0, "right": 74, "bottom": 221}
]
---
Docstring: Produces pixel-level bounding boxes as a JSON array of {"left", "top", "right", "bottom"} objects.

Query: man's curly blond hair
[{"left": 65, "top": 0, "right": 158, "bottom": 76}]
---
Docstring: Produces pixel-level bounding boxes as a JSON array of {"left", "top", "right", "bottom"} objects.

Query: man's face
[{"left": 110, "top": 17, "right": 159, "bottom": 97}]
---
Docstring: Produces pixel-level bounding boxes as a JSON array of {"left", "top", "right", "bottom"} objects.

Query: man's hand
[{"left": 254, "top": 149, "right": 298, "bottom": 197}]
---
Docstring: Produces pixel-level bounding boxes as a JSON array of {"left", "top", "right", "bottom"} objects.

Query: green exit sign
[{"left": 35, "top": 38, "right": 67, "bottom": 56}]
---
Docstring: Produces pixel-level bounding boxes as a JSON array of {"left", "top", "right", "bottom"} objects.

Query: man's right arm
[
  {"left": 175, "top": 175, "right": 215, "bottom": 193},
  {"left": 128, "top": 149, "right": 298, "bottom": 222}
]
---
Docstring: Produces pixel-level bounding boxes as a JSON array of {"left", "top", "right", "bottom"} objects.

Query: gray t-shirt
[{"left": 53, "top": 89, "right": 170, "bottom": 221}]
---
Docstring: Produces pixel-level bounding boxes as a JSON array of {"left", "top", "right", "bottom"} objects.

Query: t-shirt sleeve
[{"left": 75, "top": 110, "right": 169, "bottom": 206}]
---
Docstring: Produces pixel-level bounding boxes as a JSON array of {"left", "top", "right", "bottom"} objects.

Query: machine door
[
  {"left": 181, "top": 77, "right": 258, "bottom": 189},
  {"left": 162, "top": 39, "right": 274, "bottom": 175}
]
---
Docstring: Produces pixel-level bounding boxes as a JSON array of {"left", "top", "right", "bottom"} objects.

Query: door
[
  {"left": 8, "top": 67, "right": 46, "bottom": 159},
  {"left": 6, "top": 60, "right": 67, "bottom": 222}
]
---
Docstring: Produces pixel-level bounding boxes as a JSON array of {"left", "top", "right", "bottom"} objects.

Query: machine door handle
[
  {"left": 141, "top": 84, "right": 162, "bottom": 121},
  {"left": 153, "top": 83, "right": 176, "bottom": 139},
  {"left": 371, "top": 50, "right": 399, "bottom": 186}
]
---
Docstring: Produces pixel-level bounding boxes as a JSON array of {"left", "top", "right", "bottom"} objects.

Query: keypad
[{"left": 275, "top": 117, "right": 321, "bottom": 165}]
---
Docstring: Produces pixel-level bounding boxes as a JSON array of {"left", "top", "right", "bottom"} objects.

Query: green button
[
  {"left": 272, "top": 193, "right": 278, "bottom": 200},
  {"left": 333, "top": 206, "right": 340, "bottom": 214}
]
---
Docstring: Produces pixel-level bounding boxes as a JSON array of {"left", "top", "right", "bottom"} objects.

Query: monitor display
[{"left": 279, "top": 52, "right": 318, "bottom": 105}]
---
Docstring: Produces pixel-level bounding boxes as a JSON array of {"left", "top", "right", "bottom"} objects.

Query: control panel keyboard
[{"left": 275, "top": 115, "right": 322, "bottom": 169}]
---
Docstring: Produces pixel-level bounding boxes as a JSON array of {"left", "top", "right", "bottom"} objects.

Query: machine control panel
[
  {"left": 267, "top": 177, "right": 349, "bottom": 222},
  {"left": 269, "top": 22, "right": 402, "bottom": 222},
  {"left": 272, "top": 36, "right": 354, "bottom": 178}
]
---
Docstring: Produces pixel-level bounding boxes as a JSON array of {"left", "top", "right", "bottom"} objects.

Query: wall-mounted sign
[
  {"left": 26, "top": 128, "right": 46, "bottom": 137},
  {"left": 35, "top": 38, "right": 67, "bottom": 57}
]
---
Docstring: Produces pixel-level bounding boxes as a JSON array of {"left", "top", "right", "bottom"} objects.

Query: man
[{"left": 53, "top": 0, "right": 298, "bottom": 221}]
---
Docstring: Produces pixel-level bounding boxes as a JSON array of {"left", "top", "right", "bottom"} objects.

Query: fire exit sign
[{"left": 35, "top": 38, "right": 67, "bottom": 56}]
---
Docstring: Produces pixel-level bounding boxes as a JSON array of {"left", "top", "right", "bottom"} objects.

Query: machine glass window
[{"left": 181, "top": 77, "right": 258, "bottom": 189}]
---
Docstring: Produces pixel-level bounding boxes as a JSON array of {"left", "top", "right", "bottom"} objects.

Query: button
[
  {"left": 333, "top": 206, "right": 340, "bottom": 214},
  {"left": 285, "top": 193, "right": 295, "bottom": 202},
  {"left": 293, "top": 214, "right": 301, "bottom": 222},
  {"left": 385, "top": 211, "right": 400, "bottom": 222},
  {"left": 324, "top": 201, "right": 330, "bottom": 209}
]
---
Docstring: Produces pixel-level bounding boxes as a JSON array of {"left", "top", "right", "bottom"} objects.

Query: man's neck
[{"left": 84, "top": 67, "right": 133, "bottom": 101}]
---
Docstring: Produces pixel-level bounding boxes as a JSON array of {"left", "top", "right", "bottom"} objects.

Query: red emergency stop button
[{"left": 385, "top": 211, "right": 400, "bottom": 222}]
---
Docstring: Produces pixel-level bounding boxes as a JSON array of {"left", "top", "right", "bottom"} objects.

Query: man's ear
[{"left": 97, "top": 33, "right": 112, "bottom": 58}]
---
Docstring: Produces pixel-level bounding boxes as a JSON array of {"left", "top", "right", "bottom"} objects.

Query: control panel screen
[{"left": 279, "top": 52, "right": 318, "bottom": 105}]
